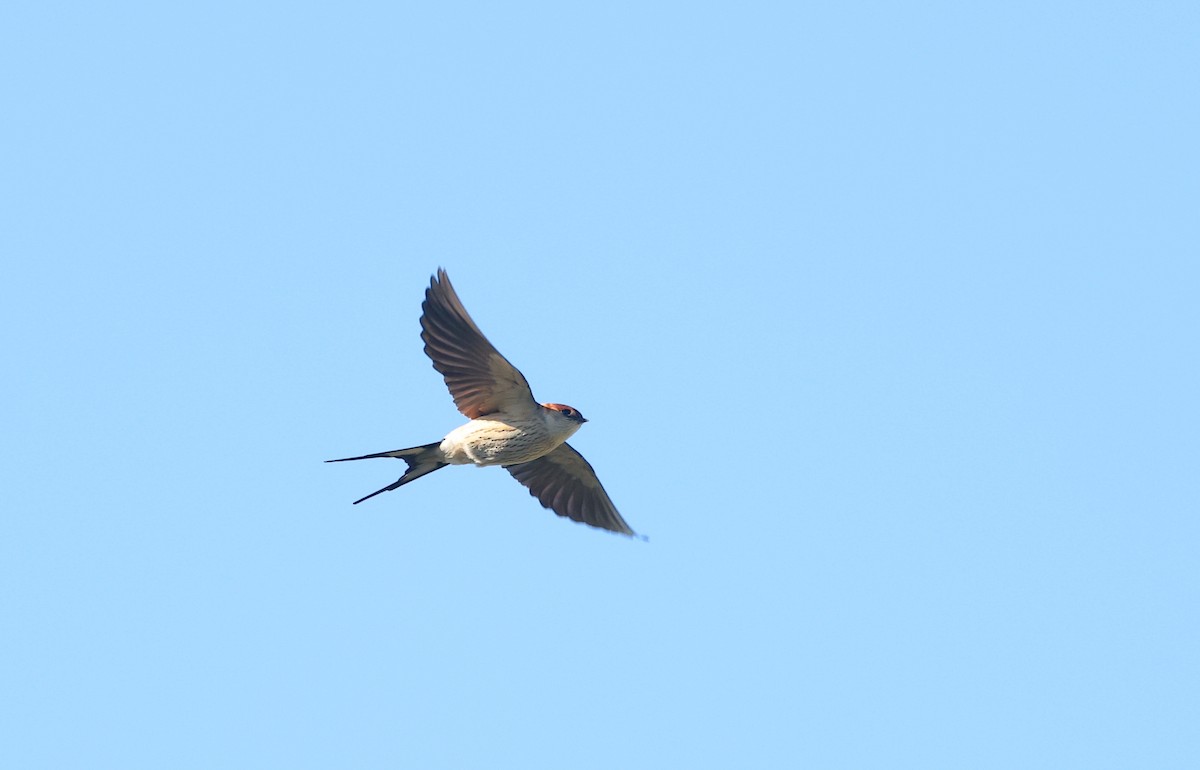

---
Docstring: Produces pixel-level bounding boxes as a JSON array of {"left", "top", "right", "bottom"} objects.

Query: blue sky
[{"left": 2, "top": 2, "right": 1197, "bottom": 768}]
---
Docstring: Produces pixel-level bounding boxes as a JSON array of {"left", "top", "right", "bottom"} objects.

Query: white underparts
[{"left": 439, "top": 412, "right": 582, "bottom": 467}]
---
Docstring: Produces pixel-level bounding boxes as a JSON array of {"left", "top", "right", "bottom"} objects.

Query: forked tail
[{"left": 326, "top": 442, "right": 448, "bottom": 504}]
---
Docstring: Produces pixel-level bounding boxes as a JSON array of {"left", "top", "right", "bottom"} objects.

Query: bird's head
[{"left": 542, "top": 402, "right": 588, "bottom": 425}]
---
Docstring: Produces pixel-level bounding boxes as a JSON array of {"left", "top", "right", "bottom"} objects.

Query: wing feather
[
  {"left": 420, "top": 269, "right": 536, "bottom": 419},
  {"left": 506, "top": 443, "right": 635, "bottom": 536}
]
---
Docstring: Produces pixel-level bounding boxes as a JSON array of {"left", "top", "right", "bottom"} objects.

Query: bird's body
[
  {"left": 328, "top": 269, "right": 635, "bottom": 536},
  {"left": 440, "top": 409, "right": 582, "bottom": 466}
]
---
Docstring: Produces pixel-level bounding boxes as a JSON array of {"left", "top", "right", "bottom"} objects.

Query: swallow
[{"left": 328, "top": 269, "right": 636, "bottom": 536}]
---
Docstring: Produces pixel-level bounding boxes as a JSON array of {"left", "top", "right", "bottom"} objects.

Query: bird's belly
[{"left": 440, "top": 419, "right": 559, "bottom": 466}]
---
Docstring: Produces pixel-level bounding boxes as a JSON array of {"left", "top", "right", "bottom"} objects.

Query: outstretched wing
[
  {"left": 506, "top": 443, "right": 635, "bottom": 536},
  {"left": 420, "top": 269, "right": 537, "bottom": 419}
]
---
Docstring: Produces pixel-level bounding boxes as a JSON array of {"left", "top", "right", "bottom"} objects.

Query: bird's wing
[
  {"left": 505, "top": 443, "right": 635, "bottom": 536},
  {"left": 420, "top": 269, "right": 537, "bottom": 419}
]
